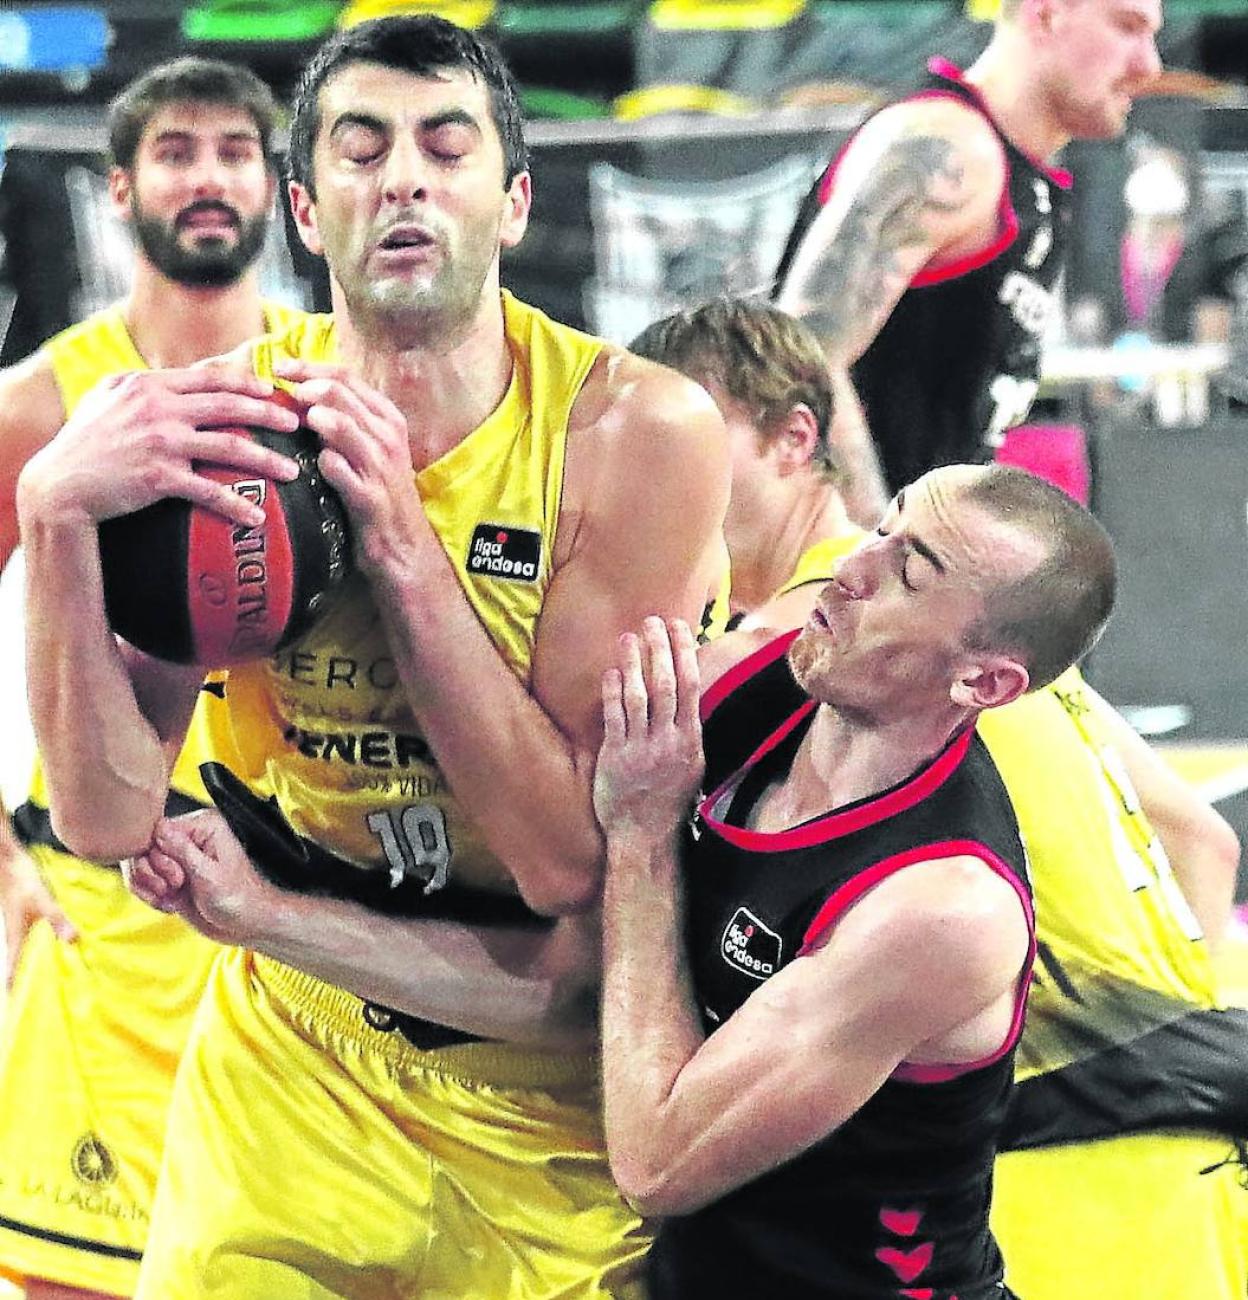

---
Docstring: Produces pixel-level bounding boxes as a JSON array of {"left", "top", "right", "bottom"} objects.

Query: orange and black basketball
[{"left": 98, "top": 425, "right": 352, "bottom": 666}]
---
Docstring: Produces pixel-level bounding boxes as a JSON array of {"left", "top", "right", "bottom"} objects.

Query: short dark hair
[
  {"left": 288, "top": 15, "right": 528, "bottom": 196},
  {"left": 961, "top": 464, "right": 1116, "bottom": 690},
  {"left": 629, "top": 298, "right": 838, "bottom": 479},
  {"left": 108, "top": 56, "right": 280, "bottom": 170}
]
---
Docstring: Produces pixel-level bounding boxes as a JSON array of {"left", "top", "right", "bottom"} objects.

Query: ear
[
  {"left": 499, "top": 170, "right": 532, "bottom": 250},
  {"left": 771, "top": 403, "right": 821, "bottom": 475},
  {"left": 951, "top": 654, "right": 1030, "bottom": 711},
  {"left": 108, "top": 166, "right": 132, "bottom": 221},
  {"left": 288, "top": 179, "right": 323, "bottom": 256}
]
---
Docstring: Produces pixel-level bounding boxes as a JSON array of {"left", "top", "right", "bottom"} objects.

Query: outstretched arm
[
  {"left": 776, "top": 97, "right": 1006, "bottom": 522},
  {"left": 128, "top": 809, "right": 600, "bottom": 1050}
]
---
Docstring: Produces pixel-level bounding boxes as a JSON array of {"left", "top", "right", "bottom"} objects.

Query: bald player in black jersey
[
  {"left": 774, "top": 0, "right": 1162, "bottom": 525},
  {"left": 593, "top": 464, "right": 1116, "bottom": 1300}
]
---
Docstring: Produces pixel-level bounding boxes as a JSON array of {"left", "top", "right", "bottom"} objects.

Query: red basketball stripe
[{"left": 187, "top": 465, "right": 295, "bottom": 665}]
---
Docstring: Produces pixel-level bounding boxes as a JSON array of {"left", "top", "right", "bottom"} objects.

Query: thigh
[
  {"left": 0, "top": 850, "right": 218, "bottom": 1295},
  {"left": 136, "top": 949, "right": 651, "bottom": 1300}
]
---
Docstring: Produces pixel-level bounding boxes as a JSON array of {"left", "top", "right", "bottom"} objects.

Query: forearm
[
  {"left": 1159, "top": 811, "right": 1239, "bottom": 951},
  {"left": 252, "top": 890, "right": 600, "bottom": 1049},
  {"left": 827, "top": 368, "right": 890, "bottom": 527},
  {"left": 20, "top": 506, "right": 169, "bottom": 861},
  {"left": 601, "top": 831, "right": 705, "bottom": 1206},
  {"left": 370, "top": 534, "right": 603, "bottom": 915},
  {"left": 1092, "top": 689, "right": 1240, "bottom": 948}
]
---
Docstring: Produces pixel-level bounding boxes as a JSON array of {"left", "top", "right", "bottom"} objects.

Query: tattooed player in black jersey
[{"left": 774, "top": 0, "right": 1162, "bottom": 524}]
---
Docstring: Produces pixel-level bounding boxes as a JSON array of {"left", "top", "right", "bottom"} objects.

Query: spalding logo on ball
[{"left": 98, "top": 425, "right": 352, "bottom": 665}]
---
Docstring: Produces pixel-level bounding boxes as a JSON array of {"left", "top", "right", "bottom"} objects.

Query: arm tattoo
[{"left": 788, "top": 134, "right": 969, "bottom": 361}]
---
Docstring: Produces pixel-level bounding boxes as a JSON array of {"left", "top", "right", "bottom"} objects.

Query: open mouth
[
  {"left": 178, "top": 204, "right": 240, "bottom": 235},
  {"left": 377, "top": 225, "right": 436, "bottom": 253}
]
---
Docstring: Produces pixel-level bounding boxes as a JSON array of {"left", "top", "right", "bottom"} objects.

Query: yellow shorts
[
  {"left": 0, "top": 846, "right": 219, "bottom": 1295},
  {"left": 992, "top": 1131, "right": 1248, "bottom": 1300},
  {"left": 137, "top": 949, "right": 651, "bottom": 1299}
]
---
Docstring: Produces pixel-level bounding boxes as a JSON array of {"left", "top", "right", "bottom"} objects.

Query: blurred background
[{"left": 2, "top": 0, "right": 1248, "bottom": 881}]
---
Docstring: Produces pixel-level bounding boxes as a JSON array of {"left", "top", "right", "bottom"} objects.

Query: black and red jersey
[
  {"left": 647, "top": 631, "right": 1034, "bottom": 1300},
  {"left": 773, "top": 58, "right": 1072, "bottom": 495}
]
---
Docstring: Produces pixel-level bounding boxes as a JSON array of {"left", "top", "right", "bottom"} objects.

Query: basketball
[{"left": 97, "top": 424, "right": 352, "bottom": 666}]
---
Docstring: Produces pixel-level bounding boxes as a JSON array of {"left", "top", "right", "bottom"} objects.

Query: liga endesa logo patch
[
  {"left": 467, "top": 523, "right": 542, "bottom": 582},
  {"left": 721, "top": 907, "right": 783, "bottom": 981}
]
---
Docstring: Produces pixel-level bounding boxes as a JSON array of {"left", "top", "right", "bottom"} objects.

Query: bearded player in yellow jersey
[
  {"left": 635, "top": 296, "right": 1247, "bottom": 1298},
  {"left": 19, "top": 16, "right": 729, "bottom": 1299},
  {"left": 0, "top": 58, "right": 307, "bottom": 1300}
]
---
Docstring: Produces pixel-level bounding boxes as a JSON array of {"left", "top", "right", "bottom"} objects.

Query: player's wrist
[{"left": 16, "top": 463, "right": 96, "bottom": 535}]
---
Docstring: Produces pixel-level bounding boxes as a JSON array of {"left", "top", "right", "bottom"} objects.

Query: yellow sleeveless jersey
[
  {"left": 211, "top": 292, "right": 604, "bottom": 899},
  {"left": 977, "top": 667, "right": 1241, "bottom": 1146},
  {"left": 775, "top": 531, "right": 863, "bottom": 597},
  {"left": 27, "top": 300, "right": 306, "bottom": 814}
]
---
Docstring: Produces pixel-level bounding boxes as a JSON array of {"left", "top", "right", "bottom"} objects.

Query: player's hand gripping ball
[{"left": 98, "top": 422, "right": 352, "bottom": 665}]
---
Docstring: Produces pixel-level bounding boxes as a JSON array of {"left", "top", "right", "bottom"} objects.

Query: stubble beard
[{"left": 344, "top": 226, "right": 499, "bottom": 352}]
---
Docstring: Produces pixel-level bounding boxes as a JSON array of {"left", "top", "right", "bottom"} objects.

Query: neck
[
  {"left": 123, "top": 262, "right": 271, "bottom": 368},
  {"left": 963, "top": 36, "right": 1070, "bottom": 164},
  {"left": 798, "top": 697, "right": 970, "bottom": 812},
  {"left": 332, "top": 284, "right": 513, "bottom": 471},
  {"left": 728, "top": 483, "right": 854, "bottom": 614}
]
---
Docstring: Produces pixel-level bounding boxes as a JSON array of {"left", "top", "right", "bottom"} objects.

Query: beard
[{"left": 132, "top": 199, "right": 269, "bottom": 287}]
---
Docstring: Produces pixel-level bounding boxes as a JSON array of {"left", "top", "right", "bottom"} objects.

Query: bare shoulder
[
  {"left": 0, "top": 349, "right": 66, "bottom": 446},
  {"left": 830, "top": 854, "right": 1029, "bottom": 1000},
  {"left": 850, "top": 94, "right": 1006, "bottom": 184},
  {"left": 562, "top": 345, "right": 729, "bottom": 551},
  {"left": 570, "top": 345, "right": 724, "bottom": 460}
]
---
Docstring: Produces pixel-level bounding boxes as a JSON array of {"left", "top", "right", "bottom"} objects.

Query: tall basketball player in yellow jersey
[
  {"left": 19, "top": 16, "right": 730, "bottom": 1300},
  {"left": 0, "top": 58, "right": 307, "bottom": 1300},
  {"left": 981, "top": 677, "right": 1248, "bottom": 1300}
]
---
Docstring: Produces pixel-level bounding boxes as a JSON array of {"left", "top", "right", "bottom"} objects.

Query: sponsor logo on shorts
[
  {"left": 70, "top": 1132, "right": 118, "bottom": 1187},
  {"left": 467, "top": 524, "right": 541, "bottom": 583},
  {"left": 721, "top": 907, "right": 782, "bottom": 981}
]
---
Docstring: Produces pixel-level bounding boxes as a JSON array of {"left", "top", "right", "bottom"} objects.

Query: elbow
[
  {"left": 49, "top": 802, "right": 157, "bottom": 865},
  {"left": 608, "top": 1153, "right": 702, "bottom": 1219},
  {"left": 1206, "top": 809, "right": 1242, "bottom": 881},
  {"left": 519, "top": 872, "right": 601, "bottom": 918},
  {"left": 513, "top": 838, "right": 605, "bottom": 918}
]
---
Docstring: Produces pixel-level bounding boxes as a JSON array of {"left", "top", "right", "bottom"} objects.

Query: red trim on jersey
[
  {"left": 905, "top": 89, "right": 1019, "bottom": 287},
  {"left": 927, "top": 57, "right": 1072, "bottom": 189},
  {"left": 811, "top": 60, "right": 1066, "bottom": 291},
  {"left": 699, "top": 727, "right": 976, "bottom": 855},
  {"left": 700, "top": 628, "right": 801, "bottom": 722},
  {"left": 796, "top": 839, "right": 1036, "bottom": 1083}
]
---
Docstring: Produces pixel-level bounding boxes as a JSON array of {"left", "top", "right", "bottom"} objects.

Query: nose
[
  {"left": 1133, "top": 34, "right": 1162, "bottom": 84},
  {"left": 188, "top": 152, "right": 228, "bottom": 199},
  {"left": 380, "top": 135, "right": 428, "bottom": 206},
  {"left": 831, "top": 549, "right": 873, "bottom": 600}
]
